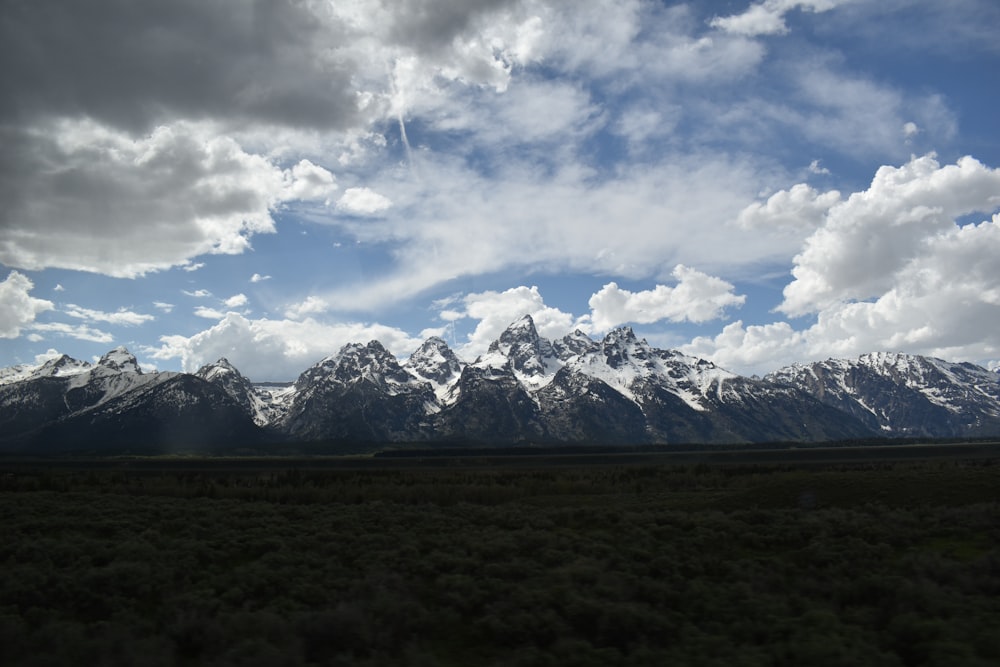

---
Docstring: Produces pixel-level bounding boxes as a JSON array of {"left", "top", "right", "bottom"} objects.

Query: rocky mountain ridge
[
  {"left": 765, "top": 352, "right": 1000, "bottom": 437},
  {"left": 3, "top": 318, "right": 999, "bottom": 453}
]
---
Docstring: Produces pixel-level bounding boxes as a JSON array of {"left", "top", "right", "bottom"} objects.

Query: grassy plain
[{"left": 2, "top": 448, "right": 998, "bottom": 665}]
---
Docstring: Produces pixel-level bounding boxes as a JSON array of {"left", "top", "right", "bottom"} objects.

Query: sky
[{"left": 2, "top": 0, "right": 1000, "bottom": 381}]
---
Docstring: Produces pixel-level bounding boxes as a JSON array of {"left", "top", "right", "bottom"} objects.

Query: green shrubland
[{"left": 1, "top": 459, "right": 997, "bottom": 665}]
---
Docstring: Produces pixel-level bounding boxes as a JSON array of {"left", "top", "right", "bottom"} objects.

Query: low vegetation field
[{"left": 2, "top": 449, "right": 998, "bottom": 665}]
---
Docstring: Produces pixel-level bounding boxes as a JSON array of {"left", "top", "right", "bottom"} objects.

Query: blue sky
[{"left": 2, "top": 0, "right": 999, "bottom": 380}]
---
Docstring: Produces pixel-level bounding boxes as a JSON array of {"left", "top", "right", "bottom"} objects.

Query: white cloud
[
  {"left": 800, "top": 213, "right": 1000, "bottom": 360},
  {"left": 336, "top": 187, "right": 393, "bottom": 215},
  {"left": 183, "top": 263, "right": 205, "bottom": 273},
  {"left": 250, "top": 273, "right": 272, "bottom": 283},
  {"left": 902, "top": 121, "right": 919, "bottom": 138},
  {"left": 283, "top": 159, "right": 338, "bottom": 201},
  {"left": 587, "top": 266, "right": 746, "bottom": 330},
  {"left": 150, "top": 312, "right": 425, "bottom": 381},
  {"left": 316, "top": 152, "right": 782, "bottom": 311},
  {"left": 28, "top": 321, "right": 114, "bottom": 344},
  {"left": 613, "top": 106, "right": 682, "bottom": 148},
  {"left": 0, "top": 271, "right": 55, "bottom": 338},
  {"left": 63, "top": 304, "right": 155, "bottom": 326},
  {"left": 34, "top": 348, "right": 65, "bottom": 364},
  {"left": 737, "top": 183, "right": 841, "bottom": 232},
  {"left": 223, "top": 294, "right": 248, "bottom": 309},
  {"left": 710, "top": 0, "right": 845, "bottom": 37},
  {"left": 808, "top": 159, "right": 830, "bottom": 175},
  {"left": 153, "top": 302, "right": 175, "bottom": 313},
  {"left": 685, "top": 211, "right": 1000, "bottom": 376},
  {"left": 441, "top": 285, "right": 584, "bottom": 360},
  {"left": 683, "top": 320, "right": 809, "bottom": 376},
  {"left": 284, "top": 296, "right": 330, "bottom": 320},
  {"left": 194, "top": 306, "right": 226, "bottom": 320},
  {"left": 436, "top": 271, "right": 743, "bottom": 360},
  {"left": 780, "top": 154, "right": 1000, "bottom": 316},
  {"left": 53, "top": 284, "right": 65, "bottom": 292},
  {"left": 183, "top": 289, "right": 212, "bottom": 298}
]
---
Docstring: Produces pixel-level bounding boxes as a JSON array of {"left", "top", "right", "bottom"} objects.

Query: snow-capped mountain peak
[
  {"left": 767, "top": 352, "right": 1000, "bottom": 436},
  {"left": 482, "top": 315, "right": 561, "bottom": 389},
  {"left": 553, "top": 329, "right": 598, "bottom": 359},
  {"left": 195, "top": 358, "right": 240, "bottom": 381},
  {"left": 33, "top": 354, "right": 93, "bottom": 379},
  {"left": 4, "top": 320, "right": 1000, "bottom": 453},
  {"left": 404, "top": 337, "right": 464, "bottom": 401},
  {"left": 98, "top": 346, "right": 141, "bottom": 374}
]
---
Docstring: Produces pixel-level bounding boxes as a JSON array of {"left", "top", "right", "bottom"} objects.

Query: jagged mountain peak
[
  {"left": 406, "top": 336, "right": 464, "bottom": 390},
  {"left": 554, "top": 329, "right": 598, "bottom": 359},
  {"left": 767, "top": 353, "right": 1000, "bottom": 437},
  {"left": 600, "top": 326, "right": 647, "bottom": 369},
  {"left": 298, "top": 339, "right": 412, "bottom": 391},
  {"left": 490, "top": 314, "right": 542, "bottom": 352},
  {"left": 602, "top": 326, "right": 639, "bottom": 348},
  {"left": 195, "top": 357, "right": 244, "bottom": 381},
  {"left": 483, "top": 314, "right": 560, "bottom": 385},
  {"left": 98, "top": 346, "right": 141, "bottom": 374},
  {"left": 35, "top": 353, "right": 92, "bottom": 377}
]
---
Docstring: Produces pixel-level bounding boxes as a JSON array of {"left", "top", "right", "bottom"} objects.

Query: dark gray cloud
[
  {"left": 0, "top": 0, "right": 360, "bottom": 132},
  {"left": 382, "top": 0, "right": 517, "bottom": 53}
]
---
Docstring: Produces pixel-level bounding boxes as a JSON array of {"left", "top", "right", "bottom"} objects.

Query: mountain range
[{"left": 2, "top": 315, "right": 999, "bottom": 454}]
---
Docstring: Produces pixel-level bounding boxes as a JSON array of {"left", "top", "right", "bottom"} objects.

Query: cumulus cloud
[
  {"left": 223, "top": 294, "right": 249, "bottom": 309},
  {"left": 683, "top": 320, "right": 809, "bottom": 376},
  {"left": 737, "top": 183, "right": 841, "bottom": 232},
  {"left": 194, "top": 306, "right": 226, "bottom": 320},
  {"left": 63, "top": 304, "right": 155, "bottom": 326},
  {"left": 0, "top": 0, "right": 362, "bottom": 133},
  {"left": 250, "top": 273, "right": 272, "bottom": 283},
  {"left": 435, "top": 285, "right": 583, "bottom": 359},
  {"left": 153, "top": 302, "right": 175, "bottom": 313},
  {"left": 780, "top": 154, "right": 1000, "bottom": 316},
  {"left": 436, "top": 268, "right": 743, "bottom": 360},
  {"left": 283, "top": 159, "right": 338, "bottom": 201},
  {"left": 685, "top": 210, "right": 1000, "bottom": 376},
  {"left": 150, "top": 313, "right": 425, "bottom": 381},
  {"left": 673, "top": 154, "right": 1000, "bottom": 375},
  {"left": 183, "top": 290, "right": 212, "bottom": 299},
  {"left": 0, "top": 121, "right": 285, "bottom": 277},
  {"left": 587, "top": 266, "right": 745, "bottom": 330},
  {"left": 336, "top": 188, "right": 393, "bottom": 216},
  {"left": 0, "top": 271, "right": 54, "bottom": 338}
]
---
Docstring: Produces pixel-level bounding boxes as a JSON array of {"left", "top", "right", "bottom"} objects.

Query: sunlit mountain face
[{"left": 2, "top": 1, "right": 1000, "bottom": 385}]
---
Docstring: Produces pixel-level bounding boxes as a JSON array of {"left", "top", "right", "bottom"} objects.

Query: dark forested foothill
[{"left": 1, "top": 458, "right": 998, "bottom": 666}]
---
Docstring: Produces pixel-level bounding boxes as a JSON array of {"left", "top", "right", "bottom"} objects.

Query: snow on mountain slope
[
  {"left": 563, "top": 326, "right": 738, "bottom": 411},
  {"left": 8, "top": 324, "right": 1000, "bottom": 450},
  {"left": 195, "top": 358, "right": 289, "bottom": 427},
  {"left": 0, "top": 354, "right": 93, "bottom": 386},
  {"left": 403, "top": 336, "right": 464, "bottom": 404},
  {"left": 768, "top": 352, "right": 1000, "bottom": 437}
]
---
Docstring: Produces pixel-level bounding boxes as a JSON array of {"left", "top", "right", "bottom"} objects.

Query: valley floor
[{"left": 2, "top": 453, "right": 998, "bottom": 665}]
